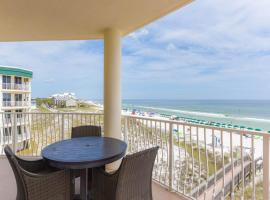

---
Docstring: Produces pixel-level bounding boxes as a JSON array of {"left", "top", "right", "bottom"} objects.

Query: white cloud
[
  {"left": 121, "top": 0, "right": 270, "bottom": 99},
  {"left": 0, "top": 0, "right": 270, "bottom": 99},
  {"left": 0, "top": 40, "right": 103, "bottom": 98},
  {"left": 43, "top": 78, "right": 55, "bottom": 83},
  {"left": 166, "top": 43, "right": 176, "bottom": 51},
  {"left": 128, "top": 28, "right": 149, "bottom": 39}
]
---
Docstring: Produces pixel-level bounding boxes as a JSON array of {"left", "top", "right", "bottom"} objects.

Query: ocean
[{"left": 121, "top": 99, "right": 270, "bottom": 132}]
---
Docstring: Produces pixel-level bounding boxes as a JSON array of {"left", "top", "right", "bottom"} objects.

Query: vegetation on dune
[
  {"left": 226, "top": 180, "right": 263, "bottom": 200},
  {"left": 56, "top": 103, "right": 102, "bottom": 113},
  {"left": 36, "top": 98, "right": 54, "bottom": 107},
  {"left": 178, "top": 141, "right": 230, "bottom": 176},
  {"left": 17, "top": 140, "right": 38, "bottom": 156},
  {"left": 36, "top": 105, "right": 51, "bottom": 112}
]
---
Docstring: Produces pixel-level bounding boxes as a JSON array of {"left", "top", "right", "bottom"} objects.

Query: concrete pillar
[{"left": 104, "top": 28, "right": 122, "bottom": 140}]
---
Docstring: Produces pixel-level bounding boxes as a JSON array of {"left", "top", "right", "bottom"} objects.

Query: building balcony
[
  {"left": 2, "top": 83, "right": 30, "bottom": 92},
  {"left": 2, "top": 115, "right": 29, "bottom": 126},
  {"left": 2, "top": 101, "right": 30, "bottom": 108},
  {"left": 0, "top": 112, "right": 267, "bottom": 199}
]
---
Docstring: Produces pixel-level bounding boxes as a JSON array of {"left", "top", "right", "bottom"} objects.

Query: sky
[{"left": 0, "top": 0, "right": 270, "bottom": 100}]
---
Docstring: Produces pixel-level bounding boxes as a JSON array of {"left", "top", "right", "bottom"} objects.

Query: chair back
[
  {"left": 4, "top": 146, "right": 27, "bottom": 200},
  {"left": 116, "top": 147, "right": 159, "bottom": 200},
  {"left": 71, "top": 125, "right": 102, "bottom": 138}
]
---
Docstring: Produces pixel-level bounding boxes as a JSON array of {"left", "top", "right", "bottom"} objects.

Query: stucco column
[{"left": 104, "top": 28, "right": 122, "bottom": 140}]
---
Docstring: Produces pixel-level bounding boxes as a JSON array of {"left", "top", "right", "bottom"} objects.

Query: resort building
[
  {"left": 51, "top": 92, "right": 77, "bottom": 107},
  {"left": 0, "top": 66, "right": 33, "bottom": 152}
]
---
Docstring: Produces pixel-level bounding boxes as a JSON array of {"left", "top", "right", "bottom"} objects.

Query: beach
[{"left": 120, "top": 99, "right": 270, "bottom": 132}]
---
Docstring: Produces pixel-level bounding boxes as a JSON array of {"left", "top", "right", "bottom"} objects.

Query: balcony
[
  {"left": 0, "top": 112, "right": 267, "bottom": 199},
  {"left": 2, "top": 101, "right": 29, "bottom": 107},
  {"left": 2, "top": 83, "right": 30, "bottom": 91},
  {"left": 0, "top": 157, "right": 190, "bottom": 200},
  {"left": 0, "top": 1, "right": 266, "bottom": 199}
]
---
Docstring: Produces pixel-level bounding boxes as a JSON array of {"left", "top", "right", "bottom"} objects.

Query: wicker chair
[
  {"left": 71, "top": 125, "right": 101, "bottom": 138},
  {"left": 92, "top": 146, "right": 159, "bottom": 200},
  {"left": 4, "top": 145, "right": 71, "bottom": 200}
]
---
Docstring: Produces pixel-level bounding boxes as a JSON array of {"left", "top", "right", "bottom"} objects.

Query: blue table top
[{"left": 42, "top": 136, "right": 127, "bottom": 169}]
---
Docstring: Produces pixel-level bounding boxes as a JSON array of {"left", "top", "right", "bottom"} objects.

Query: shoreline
[
  {"left": 78, "top": 100, "right": 270, "bottom": 132},
  {"left": 121, "top": 108, "right": 269, "bottom": 133}
]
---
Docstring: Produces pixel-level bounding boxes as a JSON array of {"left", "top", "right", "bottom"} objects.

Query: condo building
[{"left": 0, "top": 66, "right": 32, "bottom": 152}]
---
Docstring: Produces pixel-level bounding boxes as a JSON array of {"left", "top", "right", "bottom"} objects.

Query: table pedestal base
[{"left": 80, "top": 169, "right": 88, "bottom": 200}]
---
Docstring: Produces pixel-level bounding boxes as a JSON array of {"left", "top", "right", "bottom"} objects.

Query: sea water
[{"left": 121, "top": 99, "right": 270, "bottom": 131}]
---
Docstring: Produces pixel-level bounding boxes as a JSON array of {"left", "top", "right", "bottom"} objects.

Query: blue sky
[{"left": 0, "top": 0, "right": 270, "bottom": 100}]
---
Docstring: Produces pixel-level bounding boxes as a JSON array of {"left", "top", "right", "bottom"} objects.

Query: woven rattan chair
[
  {"left": 4, "top": 145, "right": 71, "bottom": 200},
  {"left": 71, "top": 125, "right": 101, "bottom": 138},
  {"left": 92, "top": 146, "right": 159, "bottom": 200}
]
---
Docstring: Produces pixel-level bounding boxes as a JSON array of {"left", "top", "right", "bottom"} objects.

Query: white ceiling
[{"left": 0, "top": 0, "right": 192, "bottom": 41}]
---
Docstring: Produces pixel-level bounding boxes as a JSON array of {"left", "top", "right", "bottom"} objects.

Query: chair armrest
[{"left": 15, "top": 156, "right": 46, "bottom": 173}]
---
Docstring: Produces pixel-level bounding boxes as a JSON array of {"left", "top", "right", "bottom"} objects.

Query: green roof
[{"left": 0, "top": 66, "right": 33, "bottom": 78}]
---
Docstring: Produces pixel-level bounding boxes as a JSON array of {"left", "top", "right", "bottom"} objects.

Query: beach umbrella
[
  {"left": 255, "top": 128, "right": 262, "bottom": 132},
  {"left": 247, "top": 127, "right": 253, "bottom": 131},
  {"left": 233, "top": 125, "right": 239, "bottom": 128},
  {"left": 240, "top": 126, "right": 246, "bottom": 129},
  {"left": 268, "top": 131, "right": 270, "bottom": 134}
]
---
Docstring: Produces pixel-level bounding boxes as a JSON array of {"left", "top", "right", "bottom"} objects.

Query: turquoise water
[{"left": 121, "top": 100, "right": 270, "bottom": 132}]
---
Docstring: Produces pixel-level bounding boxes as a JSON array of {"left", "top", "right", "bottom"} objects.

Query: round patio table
[{"left": 41, "top": 136, "right": 127, "bottom": 200}]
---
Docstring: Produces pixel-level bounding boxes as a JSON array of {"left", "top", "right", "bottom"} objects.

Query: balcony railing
[
  {"left": 0, "top": 112, "right": 268, "bottom": 199},
  {"left": 2, "top": 83, "right": 30, "bottom": 91},
  {"left": 2, "top": 101, "right": 30, "bottom": 107}
]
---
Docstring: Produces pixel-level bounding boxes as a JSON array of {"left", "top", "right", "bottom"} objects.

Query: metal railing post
[
  {"left": 169, "top": 122, "right": 174, "bottom": 191},
  {"left": 263, "top": 134, "right": 270, "bottom": 200},
  {"left": 12, "top": 113, "right": 17, "bottom": 152},
  {"left": 124, "top": 116, "right": 128, "bottom": 143},
  {"left": 61, "top": 113, "right": 65, "bottom": 140}
]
